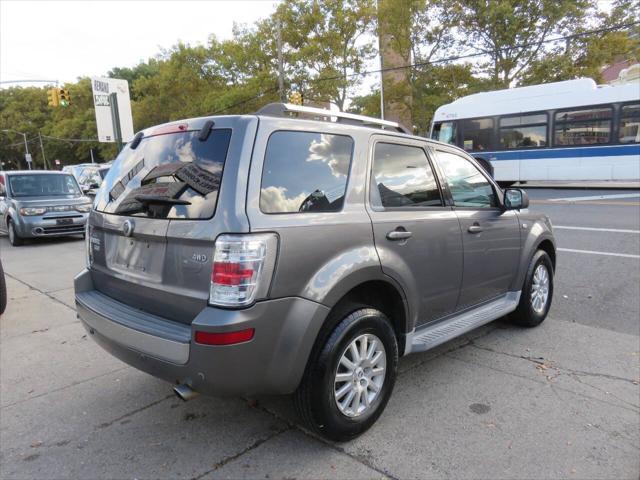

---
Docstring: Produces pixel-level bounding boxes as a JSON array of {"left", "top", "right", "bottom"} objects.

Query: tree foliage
[{"left": 1, "top": 0, "right": 636, "bottom": 168}]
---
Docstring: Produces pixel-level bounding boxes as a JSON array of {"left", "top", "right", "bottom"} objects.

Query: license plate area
[
  {"left": 56, "top": 218, "right": 74, "bottom": 226},
  {"left": 104, "top": 233, "right": 166, "bottom": 282}
]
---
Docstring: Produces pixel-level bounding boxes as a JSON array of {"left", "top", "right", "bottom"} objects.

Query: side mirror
[{"left": 504, "top": 188, "right": 529, "bottom": 210}]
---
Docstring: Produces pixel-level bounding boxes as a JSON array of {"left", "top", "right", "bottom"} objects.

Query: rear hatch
[{"left": 89, "top": 120, "right": 248, "bottom": 324}]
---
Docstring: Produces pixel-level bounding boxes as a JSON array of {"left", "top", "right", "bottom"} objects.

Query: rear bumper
[
  {"left": 14, "top": 214, "right": 87, "bottom": 238},
  {"left": 74, "top": 269, "right": 329, "bottom": 396}
]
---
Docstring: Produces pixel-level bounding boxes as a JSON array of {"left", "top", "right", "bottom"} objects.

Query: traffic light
[
  {"left": 289, "top": 91, "right": 303, "bottom": 105},
  {"left": 58, "top": 88, "right": 71, "bottom": 107},
  {"left": 47, "top": 88, "right": 59, "bottom": 107}
]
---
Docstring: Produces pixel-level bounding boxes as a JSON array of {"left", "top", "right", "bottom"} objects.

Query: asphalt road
[
  {"left": 1, "top": 188, "right": 638, "bottom": 479},
  {"left": 527, "top": 189, "right": 640, "bottom": 336}
]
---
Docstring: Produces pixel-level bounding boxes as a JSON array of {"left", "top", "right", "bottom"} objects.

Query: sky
[
  {"left": 0, "top": 0, "right": 280, "bottom": 87},
  {"left": 0, "top": 0, "right": 614, "bottom": 92}
]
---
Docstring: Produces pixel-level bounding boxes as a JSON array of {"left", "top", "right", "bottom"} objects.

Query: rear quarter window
[{"left": 260, "top": 131, "right": 354, "bottom": 213}]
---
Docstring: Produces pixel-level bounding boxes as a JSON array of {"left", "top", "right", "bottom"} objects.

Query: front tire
[
  {"left": 509, "top": 250, "right": 554, "bottom": 327},
  {"left": 7, "top": 219, "right": 23, "bottom": 247},
  {"left": 294, "top": 304, "right": 398, "bottom": 441}
]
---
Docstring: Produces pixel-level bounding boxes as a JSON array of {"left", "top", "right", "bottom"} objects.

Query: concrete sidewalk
[{"left": 1, "top": 239, "right": 639, "bottom": 479}]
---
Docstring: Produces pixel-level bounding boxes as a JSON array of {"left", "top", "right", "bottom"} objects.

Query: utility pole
[
  {"left": 38, "top": 132, "right": 48, "bottom": 170},
  {"left": 22, "top": 132, "right": 31, "bottom": 170},
  {"left": 90, "top": 149, "right": 95, "bottom": 164},
  {"left": 378, "top": 17, "right": 385, "bottom": 120},
  {"left": 276, "top": 17, "right": 285, "bottom": 102}
]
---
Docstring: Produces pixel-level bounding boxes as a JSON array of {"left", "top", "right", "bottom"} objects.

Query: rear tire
[
  {"left": 294, "top": 303, "right": 398, "bottom": 441},
  {"left": 7, "top": 219, "right": 23, "bottom": 247},
  {"left": 509, "top": 250, "right": 554, "bottom": 327}
]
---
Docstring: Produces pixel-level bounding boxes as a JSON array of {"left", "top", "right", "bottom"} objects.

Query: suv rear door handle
[
  {"left": 387, "top": 229, "right": 412, "bottom": 241},
  {"left": 467, "top": 224, "right": 483, "bottom": 234}
]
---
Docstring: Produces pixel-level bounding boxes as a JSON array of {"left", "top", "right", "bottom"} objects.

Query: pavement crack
[
  {"left": 96, "top": 394, "right": 174, "bottom": 430},
  {"left": 246, "top": 399, "right": 397, "bottom": 480},
  {"left": 469, "top": 343, "right": 639, "bottom": 384},
  {"left": 191, "top": 425, "right": 292, "bottom": 479},
  {"left": 447, "top": 354, "right": 640, "bottom": 414},
  {"left": 569, "top": 374, "right": 640, "bottom": 411},
  {"left": 0, "top": 366, "right": 129, "bottom": 410},
  {"left": 4, "top": 272, "right": 76, "bottom": 313}
]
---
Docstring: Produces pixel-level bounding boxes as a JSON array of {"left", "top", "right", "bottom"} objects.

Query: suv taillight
[
  {"left": 209, "top": 233, "right": 278, "bottom": 307},
  {"left": 85, "top": 224, "right": 93, "bottom": 269}
]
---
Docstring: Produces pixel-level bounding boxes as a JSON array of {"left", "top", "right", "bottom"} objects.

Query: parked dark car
[
  {"left": 0, "top": 171, "right": 91, "bottom": 246},
  {"left": 0, "top": 258, "right": 6, "bottom": 315},
  {"left": 75, "top": 104, "right": 556, "bottom": 441}
]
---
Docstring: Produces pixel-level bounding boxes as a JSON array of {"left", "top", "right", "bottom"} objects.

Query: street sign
[
  {"left": 54, "top": 159, "right": 61, "bottom": 165},
  {"left": 25, "top": 153, "right": 32, "bottom": 164},
  {"left": 91, "top": 77, "right": 134, "bottom": 143}
]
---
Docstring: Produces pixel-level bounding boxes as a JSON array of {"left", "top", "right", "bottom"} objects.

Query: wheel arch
[
  {"left": 318, "top": 278, "right": 409, "bottom": 357},
  {"left": 537, "top": 238, "right": 556, "bottom": 271}
]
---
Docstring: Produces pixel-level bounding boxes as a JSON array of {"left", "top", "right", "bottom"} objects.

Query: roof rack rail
[{"left": 256, "top": 103, "right": 412, "bottom": 135}]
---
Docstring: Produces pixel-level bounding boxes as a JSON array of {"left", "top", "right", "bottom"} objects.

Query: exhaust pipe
[{"left": 173, "top": 383, "right": 199, "bottom": 402}]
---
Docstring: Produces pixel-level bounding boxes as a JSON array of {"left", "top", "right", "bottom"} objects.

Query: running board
[{"left": 405, "top": 291, "right": 520, "bottom": 355}]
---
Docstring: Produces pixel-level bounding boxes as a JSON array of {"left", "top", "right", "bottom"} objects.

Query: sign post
[
  {"left": 109, "top": 92, "right": 124, "bottom": 152},
  {"left": 91, "top": 77, "right": 134, "bottom": 150}
]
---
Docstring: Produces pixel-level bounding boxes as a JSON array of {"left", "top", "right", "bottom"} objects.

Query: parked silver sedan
[{"left": 0, "top": 171, "right": 91, "bottom": 246}]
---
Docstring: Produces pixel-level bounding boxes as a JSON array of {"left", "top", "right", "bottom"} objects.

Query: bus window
[
  {"left": 619, "top": 104, "right": 640, "bottom": 144},
  {"left": 461, "top": 118, "right": 493, "bottom": 151},
  {"left": 554, "top": 107, "right": 612, "bottom": 146},
  {"left": 499, "top": 113, "right": 547, "bottom": 149},
  {"left": 431, "top": 121, "right": 457, "bottom": 144}
]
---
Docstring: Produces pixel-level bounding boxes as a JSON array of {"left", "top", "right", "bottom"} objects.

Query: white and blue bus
[{"left": 430, "top": 78, "right": 640, "bottom": 185}]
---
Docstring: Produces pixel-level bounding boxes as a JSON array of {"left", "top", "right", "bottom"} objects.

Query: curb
[{"left": 516, "top": 183, "right": 640, "bottom": 191}]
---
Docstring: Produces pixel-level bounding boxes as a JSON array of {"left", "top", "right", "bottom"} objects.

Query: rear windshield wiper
[{"left": 134, "top": 194, "right": 192, "bottom": 206}]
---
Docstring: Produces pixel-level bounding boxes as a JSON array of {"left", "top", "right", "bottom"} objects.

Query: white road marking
[
  {"left": 558, "top": 248, "right": 640, "bottom": 259},
  {"left": 554, "top": 225, "right": 640, "bottom": 234},
  {"left": 549, "top": 193, "right": 640, "bottom": 202}
]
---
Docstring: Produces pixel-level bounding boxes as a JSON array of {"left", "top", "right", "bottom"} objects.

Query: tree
[
  {"left": 455, "top": 0, "right": 595, "bottom": 87},
  {"left": 521, "top": 2, "right": 640, "bottom": 85},
  {"left": 378, "top": 0, "right": 413, "bottom": 127},
  {"left": 108, "top": 61, "right": 160, "bottom": 101},
  {"left": 275, "top": 0, "right": 377, "bottom": 109}
]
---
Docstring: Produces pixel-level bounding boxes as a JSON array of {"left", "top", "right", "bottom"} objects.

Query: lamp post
[{"left": 1, "top": 129, "right": 31, "bottom": 170}]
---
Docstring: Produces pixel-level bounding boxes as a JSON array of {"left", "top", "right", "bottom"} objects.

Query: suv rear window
[
  {"left": 260, "top": 131, "right": 354, "bottom": 213},
  {"left": 94, "top": 129, "right": 231, "bottom": 219}
]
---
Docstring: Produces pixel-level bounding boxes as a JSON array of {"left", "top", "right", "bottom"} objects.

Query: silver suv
[
  {"left": 75, "top": 104, "right": 555, "bottom": 441},
  {"left": 1, "top": 171, "right": 91, "bottom": 246}
]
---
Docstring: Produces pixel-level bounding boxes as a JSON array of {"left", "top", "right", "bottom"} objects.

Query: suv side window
[
  {"left": 371, "top": 142, "right": 442, "bottom": 208},
  {"left": 435, "top": 150, "right": 498, "bottom": 208},
  {"left": 260, "top": 131, "right": 354, "bottom": 213}
]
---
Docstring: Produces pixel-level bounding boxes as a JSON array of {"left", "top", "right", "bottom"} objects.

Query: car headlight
[
  {"left": 75, "top": 203, "right": 92, "bottom": 213},
  {"left": 19, "top": 207, "right": 47, "bottom": 216}
]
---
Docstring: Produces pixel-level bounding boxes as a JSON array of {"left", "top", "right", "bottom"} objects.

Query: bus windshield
[{"left": 431, "top": 122, "right": 456, "bottom": 144}]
